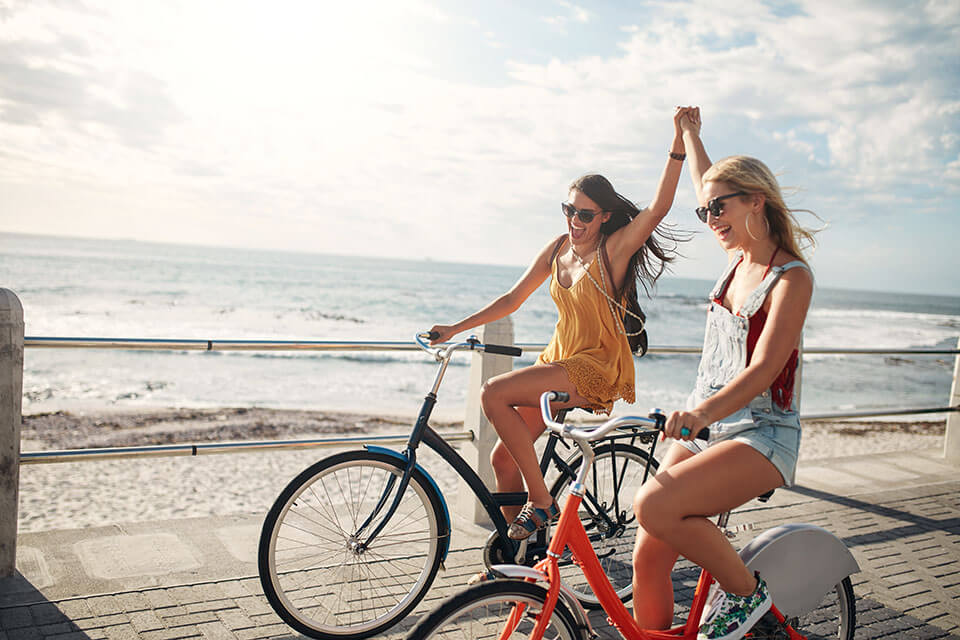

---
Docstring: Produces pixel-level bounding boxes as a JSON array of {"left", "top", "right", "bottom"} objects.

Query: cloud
[
  {"left": 543, "top": 0, "right": 592, "bottom": 31},
  {"left": 1, "top": 0, "right": 958, "bottom": 293}
]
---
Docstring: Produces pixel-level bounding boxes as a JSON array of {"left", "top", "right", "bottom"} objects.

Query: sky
[{"left": 1, "top": 0, "right": 959, "bottom": 296}]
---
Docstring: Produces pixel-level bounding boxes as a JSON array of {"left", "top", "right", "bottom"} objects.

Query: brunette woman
[{"left": 429, "top": 108, "right": 689, "bottom": 540}]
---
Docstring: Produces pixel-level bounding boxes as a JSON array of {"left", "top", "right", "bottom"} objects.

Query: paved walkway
[{"left": 2, "top": 447, "right": 960, "bottom": 639}]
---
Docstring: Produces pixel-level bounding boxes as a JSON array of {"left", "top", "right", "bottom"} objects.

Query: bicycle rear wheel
[
  {"left": 406, "top": 580, "right": 583, "bottom": 640},
  {"left": 549, "top": 441, "right": 656, "bottom": 608},
  {"left": 781, "top": 577, "right": 856, "bottom": 640},
  {"left": 258, "top": 450, "right": 446, "bottom": 639}
]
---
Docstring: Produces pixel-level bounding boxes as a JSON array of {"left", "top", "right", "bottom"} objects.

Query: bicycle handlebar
[
  {"left": 539, "top": 391, "right": 709, "bottom": 442},
  {"left": 415, "top": 331, "right": 523, "bottom": 359}
]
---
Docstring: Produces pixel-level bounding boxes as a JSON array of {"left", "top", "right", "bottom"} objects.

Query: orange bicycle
[{"left": 406, "top": 391, "right": 859, "bottom": 640}]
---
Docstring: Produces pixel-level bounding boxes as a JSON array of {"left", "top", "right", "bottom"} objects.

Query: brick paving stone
[
  {"left": 95, "top": 614, "right": 131, "bottom": 628},
  {"left": 191, "top": 586, "right": 229, "bottom": 604},
  {"left": 232, "top": 599, "right": 271, "bottom": 618},
  {"left": 128, "top": 612, "right": 165, "bottom": 634},
  {"left": 142, "top": 591, "right": 177, "bottom": 610},
  {"left": 139, "top": 627, "right": 201, "bottom": 640},
  {"left": 245, "top": 614, "right": 282, "bottom": 630},
  {"left": 4, "top": 628, "right": 41, "bottom": 640},
  {"left": 214, "top": 611, "right": 255, "bottom": 632},
  {"left": 197, "top": 621, "right": 236, "bottom": 640},
  {"left": 166, "top": 588, "right": 204, "bottom": 607},
  {"left": 114, "top": 593, "right": 151, "bottom": 614},
  {"left": 233, "top": 625, "right": 285, "bottom": 640},
  {"left": 161, "top": 612, "right": 219, "bottom": 628},
  {"left": 184, "top": 601, "right": 236, "bottom": 616},
  {"left": 235, "top": 581, "right": 261, "bottom": 599},
  {"left": 0, "top": 609, "right": 32, "bottom": 631},
  {"left": 54, "top": 601, "right": 93, "bottom": 622},
  {"left": 45, "top": 632, "right": 90, "bottom": 640},
  {"left": 38, "top": 622, "right": 75, "bottom": 636},
  {"left": 154, "top": 607, "right": 189, "bottom": 621},
  {"left": 71, "top": 617, "right": 106, "bottom": 631},
  {"left": 28, "top": 604, "right": 65, "bottom": 627},
  {"left": 85, "top": 598, "right": 123, "bottom": 618},
  {"left": 102, "top": 623, "right": 138, "bottom": 640},
  {"left": 214, "top": 582, "right": 246, "bottom": 601}
]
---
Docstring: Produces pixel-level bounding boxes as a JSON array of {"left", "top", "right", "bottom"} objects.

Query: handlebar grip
[
  {"left": 426, "top": 331, "right": 440, "bottom": 341},
  {"left": 695, "top": 428, "right": 710, "bottom": 440},
  {"left": 553, "top": 391, "right": 570, "bottom": 403},
  {"left": 484, "top": 343, "right": 522, "bottom": 357}
]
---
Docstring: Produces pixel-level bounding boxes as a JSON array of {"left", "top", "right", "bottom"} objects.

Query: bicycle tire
[
  {"left": 783, "top": 577, "right": 856, "bottom": 640},
  {"left": 405, "top": 580, "right": 583, "bottom": 640},
  {"left": 258, "top": 449, "right": 447, "bottom": 639},
  {"left": 549, "top": 441, "right": 657, "bottom": 608}
]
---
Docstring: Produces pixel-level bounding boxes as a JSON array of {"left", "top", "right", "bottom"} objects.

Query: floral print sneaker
[
  {"left": 697, "top": 573, "right": 772, "bottom": 640},
  {"left": 507, "top": 500, "right": 560, "bottom": 540}
]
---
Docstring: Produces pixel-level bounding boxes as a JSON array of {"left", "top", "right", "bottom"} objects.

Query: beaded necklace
[{"left": 570, "top": 245, "right": 646, "bottom": 338}]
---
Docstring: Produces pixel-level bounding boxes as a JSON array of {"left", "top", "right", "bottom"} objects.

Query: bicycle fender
[
  {"left": 488, "top": 565, "right": 596, "bottom": 637},
  {"left": 739, "top": 523, "right": 859, "bottom": 618},
  {"left": 364, "top": 445, "right": 452, "bottom": 562}
]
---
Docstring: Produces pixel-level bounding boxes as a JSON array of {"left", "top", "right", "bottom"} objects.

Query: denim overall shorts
[{"left": 680, "top": 252, "right": 810, "bottom": 486}]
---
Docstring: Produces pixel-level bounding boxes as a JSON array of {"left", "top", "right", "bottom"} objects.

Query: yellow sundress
[{"left": 536, "top": 241, "right": 636, "bottom": 414}]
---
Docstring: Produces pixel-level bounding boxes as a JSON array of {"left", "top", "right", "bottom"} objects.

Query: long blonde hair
[{"left": 703, "top": 156, "right": 818, "bottom": 264}]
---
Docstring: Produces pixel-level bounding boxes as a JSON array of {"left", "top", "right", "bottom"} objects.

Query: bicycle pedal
[{"left": 513, "top": 537, "right": 529, "bottom": 563}]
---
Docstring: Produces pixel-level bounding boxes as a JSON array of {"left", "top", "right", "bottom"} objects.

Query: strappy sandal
[{"left": 507, "top": 500, "right": 560, "bottom": 540}]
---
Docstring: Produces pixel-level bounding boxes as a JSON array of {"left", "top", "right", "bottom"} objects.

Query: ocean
[{"left": 3, "top": 232, "right": 958, "bottom": 421}]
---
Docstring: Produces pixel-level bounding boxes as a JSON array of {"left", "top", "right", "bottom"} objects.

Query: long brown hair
[{"left": 570, "top": 174, "right": 685, "bottom": 351}]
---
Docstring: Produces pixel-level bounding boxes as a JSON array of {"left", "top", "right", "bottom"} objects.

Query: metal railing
[
  {"left": 25, "top": 336, "right": 960, "bottom": 357},
  {"left": 17, "top": 335, "right": 960, "bottom": 465}
]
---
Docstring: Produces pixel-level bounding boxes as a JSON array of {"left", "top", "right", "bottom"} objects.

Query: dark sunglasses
[
  {"left": 562, "top": 202, "right": 602, "bottom": 224},
  {"left": 695, "top": 191, "right": 747, "bottom": 223}
]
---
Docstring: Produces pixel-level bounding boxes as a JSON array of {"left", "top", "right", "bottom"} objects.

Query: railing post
[
  {"left": 944, "top": 336, "right": 960, "bottom": 462},
  {"left": 0, "top": 289, "right": 24, "bottom": 577},
  {"left": 458, "top": 317, "right": 515, "bottom": 526}
]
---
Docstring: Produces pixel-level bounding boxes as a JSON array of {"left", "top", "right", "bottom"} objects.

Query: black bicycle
[{"left": 258, "top": 332, "right": 662, "bottom": 639}]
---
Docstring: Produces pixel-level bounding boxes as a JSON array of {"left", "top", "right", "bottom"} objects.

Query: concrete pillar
[
  {"left": 944, "top": 336, "right": 960, "bottom": 462},
  {"left": 458, "top": 317, "right": 515, "bottom": 527},
  {"left": 0, "top": 289, "right": 24, "bottom": 577}
]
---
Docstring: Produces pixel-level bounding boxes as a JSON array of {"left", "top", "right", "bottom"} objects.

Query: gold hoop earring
[{"left": 745, "top": 212, "right": 769, "bottom": 241}]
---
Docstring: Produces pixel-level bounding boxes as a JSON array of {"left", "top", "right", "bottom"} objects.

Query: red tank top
[{"left": 713, "top": 248, "right": 799, "bottom": 411}]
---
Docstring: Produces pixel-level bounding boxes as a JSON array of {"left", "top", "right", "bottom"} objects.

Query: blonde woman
[{"left": 632, "top": 108, "right": 816, "bottom": 640}]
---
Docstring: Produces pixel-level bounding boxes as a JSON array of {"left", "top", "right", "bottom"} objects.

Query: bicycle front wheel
[
  {"left": 550, "top": 441, "right": 656, "bottom": 608},
  {"left": 258, "top": 449, "right": 446, "bottom": 639},
  {"left": 406, "top": 580, "right": 583, "bottom": 640},
  {"left": 784, "top": 577, "right": 856, "bottom": 640}
]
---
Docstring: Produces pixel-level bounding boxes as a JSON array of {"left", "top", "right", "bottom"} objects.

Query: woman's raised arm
[
  {"left": 606, "top": 107, "right": 689, "bottom": 260},
  {"left": 681, "top": 107, "right": 711, "bottom": 205}
]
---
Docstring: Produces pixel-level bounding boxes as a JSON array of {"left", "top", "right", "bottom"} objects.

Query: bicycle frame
[
  {"left": 493, "top": 392, "right": 817, "bottom": 640},
  {"left": 355, "top": 334, "right": 655, "bottom": 562},
  {"left": 518, "top": 489, "right": 712, "bottom": 639}
]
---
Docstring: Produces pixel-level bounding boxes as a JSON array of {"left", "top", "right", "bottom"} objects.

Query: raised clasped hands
[{"left": 676, "top": 105, "right": 701, "bottom": 137}]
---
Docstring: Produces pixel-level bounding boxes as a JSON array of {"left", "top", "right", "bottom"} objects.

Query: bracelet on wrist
[{"left": 669, "top": 151, "right": 686, "bottom": 161}]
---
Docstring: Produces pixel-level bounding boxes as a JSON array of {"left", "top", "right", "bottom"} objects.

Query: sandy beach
[{"left": 16, "top": 408, "right": 947, "bottom": 533}]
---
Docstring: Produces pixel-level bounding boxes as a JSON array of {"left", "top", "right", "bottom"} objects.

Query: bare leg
[
  {"left": 632, "top": 442, "right": 694, "bottom": 629},
  {"left": 480, "top": 364, "right": 592, "bottom": 509},
  {"left": 633, "top": 440, "right": 782, "bottom": 611},
  {"left": 490, "top": 406, "right": 545, "bottom": 522}
]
